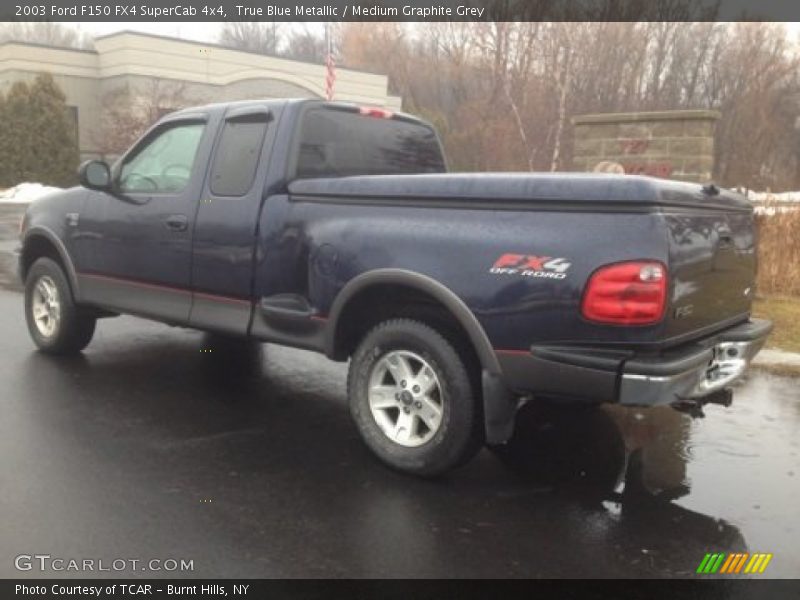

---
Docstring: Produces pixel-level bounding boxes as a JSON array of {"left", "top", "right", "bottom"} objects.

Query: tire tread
[
  {"left": 347, "top": 318, "right": 483, "bottom": 477},
  {"left": 24, "top": 257, "right": 95, "bottom": 355}
]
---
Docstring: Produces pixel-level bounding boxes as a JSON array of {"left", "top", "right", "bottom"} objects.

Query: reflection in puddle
[
  {"left": 495, "top": 402, "right": 696, "bottom": 502},
  {"left": 495, "top": 401, "right": 749, "bottom": 573},
  {"left": 494, "top": 379, "right": 799, "bottom": 577}
]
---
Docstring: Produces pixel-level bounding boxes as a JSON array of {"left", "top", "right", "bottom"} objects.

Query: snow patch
[
  {"left": 748, "top": 191, "right": 800, "bottom": 203},
  {"left": 745, "top": 190, "right": 800, "bottom": 215},
  {"left": 0, "top": 182, "right": 62, "bottom": 204}
]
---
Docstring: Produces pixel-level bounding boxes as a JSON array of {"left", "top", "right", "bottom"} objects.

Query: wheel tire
[
  {"left": 348, "top": 318, "right": 483, "bottom": 477},
  {"left": 24, "top": 257, "right": 95, "bottom": 355}
]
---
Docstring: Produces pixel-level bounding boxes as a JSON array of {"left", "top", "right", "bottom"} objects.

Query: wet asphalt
[
  {"left": 1, "top": 200, "right": 799, "bottom": 579},
  {"left": 0, "top": 285, "right": 798, "bottom": 579}
]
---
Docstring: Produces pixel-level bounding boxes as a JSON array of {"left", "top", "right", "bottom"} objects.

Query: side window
[
  {"left": 209, "top": 115, "right": 269, "bottom": 196},
  {"left": 119, "top": 122, "right": 205, "bottom": 194}
]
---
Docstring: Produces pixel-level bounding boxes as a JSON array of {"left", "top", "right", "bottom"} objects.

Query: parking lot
[
  {"left": 1, "top": 203, "right": 798, "bottom": 578},
  {"left": 0, "top": 275, "right": 798, "bottom": 577}
]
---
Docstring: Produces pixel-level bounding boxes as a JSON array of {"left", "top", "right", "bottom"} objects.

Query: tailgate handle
[{"left": 717, "top": 227, "right": 733, "bottom": 247}]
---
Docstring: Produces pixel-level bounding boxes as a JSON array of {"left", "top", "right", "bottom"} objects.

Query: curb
[{"left": 751, "top": 348, "right": 800, "bottom": 377}]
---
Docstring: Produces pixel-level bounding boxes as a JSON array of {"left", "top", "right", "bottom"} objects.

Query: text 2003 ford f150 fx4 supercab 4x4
[{"left": 18, "top": 99, "right": 772, "bottom": 476}]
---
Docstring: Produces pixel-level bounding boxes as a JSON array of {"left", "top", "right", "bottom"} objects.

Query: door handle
[{"left": 165, "top": 214, "right": 188, "bottom": 232}]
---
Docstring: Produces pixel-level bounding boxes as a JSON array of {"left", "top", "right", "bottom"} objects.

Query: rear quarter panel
[{"left": 254, "top": 197, "right": 672, "bottom": 351}]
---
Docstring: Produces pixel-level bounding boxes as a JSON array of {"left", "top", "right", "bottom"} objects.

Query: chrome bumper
[{"left": 619, "top": 319, "right": 773, "bottom": 407}]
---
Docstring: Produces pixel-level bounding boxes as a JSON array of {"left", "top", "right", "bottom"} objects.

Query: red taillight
[
  {"left": 359, "top": 106, "right": 394, "bottom": 119},
  {"left": 581, "top": 261, "right": 667, "bottom": 325}
]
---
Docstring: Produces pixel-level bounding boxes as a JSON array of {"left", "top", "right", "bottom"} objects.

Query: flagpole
[
  {"left": 325, "top": 21, "right": 330, "bottom": 64},
  {"left": 325, "top": 22, "right": 336, "bottom": 101}
]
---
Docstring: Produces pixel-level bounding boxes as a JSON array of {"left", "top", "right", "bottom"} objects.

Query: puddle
[{"left": 498, "top": 374, "right": 800, "bottom": 576}]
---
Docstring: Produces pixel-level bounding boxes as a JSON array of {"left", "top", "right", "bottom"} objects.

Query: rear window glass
[
  {"left": 295, "top": 108, "right": 445, "bottom": 178},
  {"left": 210, "top": 115, "right": 269, "bottom": 196}
]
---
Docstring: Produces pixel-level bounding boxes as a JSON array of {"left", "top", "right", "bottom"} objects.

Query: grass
[
  {"left": 753, "top": 209, "right": 800, "bottom": 358},
  {"left": 756, "top": 210, "right": 800, "bottom": 297},
  {"left": 753, "top": 294, "right": 800, "bottom": 354}
]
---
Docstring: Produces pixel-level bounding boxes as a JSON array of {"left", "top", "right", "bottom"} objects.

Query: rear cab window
[
  {"left": 294, "top": 106, "right": 446, "bottom": 179},
  {"left": 209, "top": 113, "right": 270, "bottom": 196}
]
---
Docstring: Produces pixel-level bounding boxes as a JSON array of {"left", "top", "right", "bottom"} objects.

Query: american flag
[{"left": 325, "top": 24, "right": 336, "bottom": 101}]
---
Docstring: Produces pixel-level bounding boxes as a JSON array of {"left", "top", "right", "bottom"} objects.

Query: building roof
[
  {"left": 1, "top": 29, "right": 382, "bottom": 76},
  {"left": 0, "top": 31, "right": 402, "bottom": 110},
  {"left": 0, "top": 39, "right": 96, "bottom": 54}
]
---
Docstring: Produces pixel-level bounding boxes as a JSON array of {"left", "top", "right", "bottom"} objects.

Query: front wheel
[
  {"left": 24, "top": 257, "right": 95, "bottom": 355},
  {"left": 347, "top": 319, "right": 483, "bottom": 477}
]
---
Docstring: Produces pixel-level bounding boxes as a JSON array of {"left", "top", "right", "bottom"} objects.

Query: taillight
[
  {"left": 581, "top": 261, "right": 667, "bottom": 325},
  {"left": 359, "top": 106, "right": 394, "bottom": 119}
]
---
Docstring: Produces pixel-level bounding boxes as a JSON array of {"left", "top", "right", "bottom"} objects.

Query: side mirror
[{"left": 78, "top": 160, "right": 111, "bottom": 190}]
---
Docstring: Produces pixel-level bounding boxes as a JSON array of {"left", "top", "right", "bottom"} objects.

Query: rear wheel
[
  {"left": 347, "top": 319, "right": 483, "bottom": 476},
  {"left": 24, "top": 257, "right": 95, "bottom": 355}
]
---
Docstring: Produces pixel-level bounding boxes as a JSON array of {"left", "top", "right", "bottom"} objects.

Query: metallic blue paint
[{"left": 19, "top": 98, "right": 762, "bottom": 404}]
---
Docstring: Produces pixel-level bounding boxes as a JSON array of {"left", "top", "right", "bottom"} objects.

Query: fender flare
[
  {"left": 21, "top": 226, "right": 82, "bottom": 301},
  {"left": 324, "top": 268, "right": 501, "bottom": 375}
]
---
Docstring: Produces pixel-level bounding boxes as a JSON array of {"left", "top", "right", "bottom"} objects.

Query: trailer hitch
[{"left": 672, "top": 388, "right": 734, "bottom": 418}]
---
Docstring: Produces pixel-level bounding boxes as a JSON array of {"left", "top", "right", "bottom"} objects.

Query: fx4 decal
[{"left": 489, "top": 253, "right": 572, "bottom": 280}]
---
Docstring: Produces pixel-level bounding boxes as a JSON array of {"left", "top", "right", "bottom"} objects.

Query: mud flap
[{"left": 482, "top": 370, "right": 518, "bottom": 444}]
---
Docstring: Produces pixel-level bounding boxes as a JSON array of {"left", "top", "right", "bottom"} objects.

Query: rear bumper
[{"left": 496, "top": 318, "right": 773, "bottom": 407}]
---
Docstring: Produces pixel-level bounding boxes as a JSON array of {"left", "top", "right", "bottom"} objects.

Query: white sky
[{"left": 69, "top": 21, "right": 800, "bottom": 47}]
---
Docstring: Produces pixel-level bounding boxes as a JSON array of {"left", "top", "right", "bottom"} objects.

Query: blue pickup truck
[{"left": 18, "top": 99, "right": 772, "bottom": 476}]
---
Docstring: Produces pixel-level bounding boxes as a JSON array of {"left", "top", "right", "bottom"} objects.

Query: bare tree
[
  {"left": 218, "top": 22, "right": 282, "bottom": 55},
  {"left": 0, "top": 22, "right": 92, "bottom": 49},
  {"left": 547, "top": 24, "right": 577, "bottom": 172},
  {"left": 283, "top": 26, "right": 327, "bottom": 63},
  {"left": 340, "top": 20, "right": 800, "bottom": 188},
  {"left": 94, "top": 79, "right": 193, "bottom": 158}
]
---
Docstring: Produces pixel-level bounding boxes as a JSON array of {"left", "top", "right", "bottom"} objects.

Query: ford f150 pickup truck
[{"left": 18, "top": 99, "right": 772, "bottom": 476}]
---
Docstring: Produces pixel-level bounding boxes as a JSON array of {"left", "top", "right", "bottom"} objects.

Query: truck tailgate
[{"left": 662, "top": 201, "right": 755, "bottom": 342}]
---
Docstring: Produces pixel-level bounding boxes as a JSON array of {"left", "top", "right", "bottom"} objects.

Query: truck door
[
  {"left": 76, "top": 114, "right": 212, "bottom": 323},
  {"left": 188, "top": 105, "right": 278, "bottom": 335}
]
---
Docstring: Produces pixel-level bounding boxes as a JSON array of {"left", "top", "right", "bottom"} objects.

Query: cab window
[
  {"left": 295, "top": 108, "right": 445, "bottom": 179},
  {"left": 209, "top": 115, "right": 269, "bottom": 196},
  {"left": 119, "top": 122, "right": 205, "bottom": 193}
]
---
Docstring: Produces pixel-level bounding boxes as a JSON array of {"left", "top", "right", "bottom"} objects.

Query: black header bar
[
  {"left": 3, "top": 0, "right": 800, "bottom": 22},
  {"left": 3, "top": 579, "right": 800, "bottom": 600}
]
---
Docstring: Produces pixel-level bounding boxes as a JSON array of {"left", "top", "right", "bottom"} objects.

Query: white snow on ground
[
  {"left": 749, "top": 191, "right": 800, "bottom": 203},
  {"left": 0, "top": 182, "right": 62, "bottom": 204},
  {"left": 753, "top": 205, "right": 799, "bottom": 215},
  {"left": 742, "top": 190, "right": 800, "bottom": 215}
]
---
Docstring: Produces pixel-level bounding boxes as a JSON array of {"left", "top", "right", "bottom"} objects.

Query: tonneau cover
[{"left": 288, "top": 173, "right": 752, "bottom": 212}]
